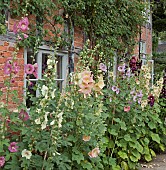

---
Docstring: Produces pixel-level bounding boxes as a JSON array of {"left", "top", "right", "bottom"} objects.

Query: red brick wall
[
  {"left": 133, "top": 26, "right": 152, "bottom": 58},
  {"left": 0, "top": 40, "right": 24, "bottom": 108}
]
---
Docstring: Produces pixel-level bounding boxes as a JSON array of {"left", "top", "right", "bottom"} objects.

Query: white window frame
[
  {"left": 24, "top": 46, "right": 68, "bottom": 98},
  {"left": 140, "top": 41, "right": 146, "bottom": 54}
]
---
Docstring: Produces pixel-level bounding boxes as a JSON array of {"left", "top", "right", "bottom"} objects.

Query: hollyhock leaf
[
  {"left": 144, "top": 154, "right": 152, "bottom": 162},
  {"left": 81, "top": 162, "right": 92, "bottom": 170},
  {"left": 148, "top": 121, "right": 155, "bottom": 129},
  {"left": 118, "top": 151, "right": 128, "bottom": 159},
  {"left": 150, "top": 133, "right": 160, "bottom": 144}
]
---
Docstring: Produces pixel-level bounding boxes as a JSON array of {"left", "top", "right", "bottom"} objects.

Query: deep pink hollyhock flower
[
  {"left": 18, "top": 17, "right": 29, "bottom": 32},
  {"left": 19, "top": 109, "right": 30, "bottom": 121},
  {"left": 13, "top": 23, "right": 18, "bottom": 34},
  {"left": 0, "top": 156, "right": 5, "bottom": 167},
  {"left": 13, "top": 62, "right": 20, "bottom": 74},
  {"left": 99, "top": 63, "right": 107, "bottom": 72},
  {"left": 124, "top": 106, "right": 130, "bottom": 112},
  {"left": 10, "top": 78, "right": 15, "bottom": 83},
  {"left": 4, "top": 63, "right": 12, "bottom": 75},
  {"left": 8, "top": 142, "right": 18, "bottom": 152},
  {"left": 25, "top": 64, "right": 35, "bottom": 74}
]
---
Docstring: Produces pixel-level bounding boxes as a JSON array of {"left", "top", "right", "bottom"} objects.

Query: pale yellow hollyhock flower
[
  {"left": 141, "top": 100, "right": 148, "bottom": 109},
  {"left": 35, "top": 118, "right": 41, "bottom": 124},
  {"left": 144, "top": 73, "right": 151, "bottom": 79},
  {"left": 94, "top": 74, "right": 105, "bottom": 92},
  {"left": 82, "top": 135, "right": 91, "bottom": 142},
  {"left": 88, "top": 148, "right": 100, "bottom": 158}
]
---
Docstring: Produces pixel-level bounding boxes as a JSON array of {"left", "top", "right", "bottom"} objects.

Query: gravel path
[{"left": 140, "top": 153, "right": 166, "bottom": 170}]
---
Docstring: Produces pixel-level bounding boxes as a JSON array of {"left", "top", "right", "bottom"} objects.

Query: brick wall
[
  {"left": 0, "top": 40, "right": 24, "bottom": 108},
  {"left": 133, "top": 26, "right": 152, "bottom": 58}
]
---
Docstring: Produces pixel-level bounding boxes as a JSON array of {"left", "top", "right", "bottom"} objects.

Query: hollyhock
[
  {"left": 22, "top": 149, "right": 32, "bottom": 159},
  {"left": 99, "top": 63, "right": 107, "bottom": 72},
  {"left": 88, "top": 148, "right": 100, "bottom": 158},
  {"left": 118, "top": 64, "right": 125, "bottom": 72},
  {"left": 82, "top": 135, "right": 91, "bottom": 142},
  {"left": 148, "top": 95, "right": 155, "bottom": 107},
  {"left": 93, "top": 75, "right": 105, "bottom": 92},
  {"left": 13, "top": 22, "right": 18, "bottom": 34},
  {"left": 19, "top": 109, "right": 30, "bottom": 121},
  {"left": 25, "top": 64, "right": 35, "bottom": 74},
  {"left": 18, "top": 17, "right": 29, "bottom": 32},
  {"left": 4, "top": 63, "right": 12, "bottom": 75},
  {"left": 0, "top": 157, "right": 5, "bottom": 167},
  {"left": 112, "top": 86, "right": 117, "bottom": 92},
  {"left": 13, "top": 62, "right": 20, "bottom": 74},
  {"left": 8, "top": 142, "right": 18, "bottom": 152},
  {"left": 116, "top": 88, "right": 120, "bottom": 94},
  {"left": 137, "top": 90, "right": 143, "bottom": 98},
  {"left": 124, "top": 106, "right": 130, "bottom": 112},
  {"left": 23, "top": 33, "right": 28, "bottom": 39},
  {"left": 33, "top": 63, "right": 38, "bottom": 78},
  {"left": 78, "top": 86, "right": 92, "bottom": 95}
]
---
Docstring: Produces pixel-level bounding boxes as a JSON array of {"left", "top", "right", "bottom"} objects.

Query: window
[
  {"left": 24, "top": 46, "right": 68, "bottom": 107},
  {"left": 140, "top": 41, "right": 146, "bottom": 54}
]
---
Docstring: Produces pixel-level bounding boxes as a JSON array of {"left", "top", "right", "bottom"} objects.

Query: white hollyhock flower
[
  {"left": 22, "top": 149, "right": 32, "bottom": 159},
  {"left": 41, "top": 85, "right": 48, "bottom": 97},
  {"left": 35, "top": 118, "right": 41, "bottom": 124},
  {"left": 41, "top": 120, "right": 47, "bottom": 130}
]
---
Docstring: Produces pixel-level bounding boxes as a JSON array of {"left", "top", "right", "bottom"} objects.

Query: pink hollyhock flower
[
  {"left": 25, "top": 64, "right": 35, "bottom": 74},
  {"left": 112, "top": 86, "right": 117, "bottom": 92},
  {"left": 8, "top": 142, "right": 18, "bottom": 152},
  {"left": 4, "top": 63, "right": 12, "bottom": 75},
  {"left": 116, "top": 88, "right": 120, "bottom": 94},
  {"left": 13, "top": 62, "right": 20, "bottom": 74},
  {"left": 82, "top": 76, "right": 94, "bottom": 85},
  {"left": 13, "top": 23, "right": 18, "bottom": 34},
  {"left": 124, "top": 106, "right": 130, "bottom": 112},
  {"left": 18, "top": 17, "right": 29, "bottom": 32},
  {"left": 23, "top": 33, "right": 28, "bottom": 39},
  {"left": 19, "top": 109, "right": 30, "bottom": 121},
  {"left": 88, "top": 148, "right": 100, "bottom": 158},
  {"left": 82, "top": 135, "right": 91, "bottom": 142},
  {"left": 99, "top": 63, "right": 107, "bottom": 72},
  {"left": 118, "top": 64, "right": 125, "bottom": 72},
  {"left": 81, "top": 70, "right": 92, "bottom": 77},
  {"left": 0, "top": 156, "right": 5, "bottom": 167},
  {"left": 33, "top": 63, "right": 38, "bottom": 78}
]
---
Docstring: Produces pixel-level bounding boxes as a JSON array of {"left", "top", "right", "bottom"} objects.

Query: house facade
[{"left": 0, "top": 3, "right": 152, "bottom": 107}]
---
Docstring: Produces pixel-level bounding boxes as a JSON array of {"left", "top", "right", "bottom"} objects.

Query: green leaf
[
  {"left": 159, "top": 144, "right": 165, "bottom": 151},
  {"left": 150, "top": 133, "right": 160, "bottom": 144},
  {"left": 81, "top": 161, "right": 92, "bottom": 170},
  {"left": 150, "top": 149, "right": 156, "bottom": 157},
  {"left": 148, "top": 121, "right": 156, "bottom": 129},
  {"left": 121, "top": 161, "right": 129, "bottom": 170},
  {"left": 108, "top": 128, "right": 118, "bottom": 136},
  {"left": 132, "top": 149, "right": 141, "bottom": 160},
  {"left": 144, "top": 154, "right": 152, "bottom": 162},
  {"left": 72, "top": 148, "right": 84, "bottom": 164},
  {"left": 135, "top": 142, "right": 143, "bottom": 153},
  {"left": 109, "top": 157, "right": 116, "bottom": 166},
  {"left": 130, "top": 155, "right": 138, "bottom": 162},
  {"left": 118, "top": 151, "right": 128, "bottom": 159},
  {"left": 124, "top": 134, "right": 132, "bottom": 142}
]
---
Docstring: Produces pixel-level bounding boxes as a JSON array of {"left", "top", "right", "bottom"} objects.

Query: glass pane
[{"left": 26, "top": 81, "right": 36, "bottom": 108}]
